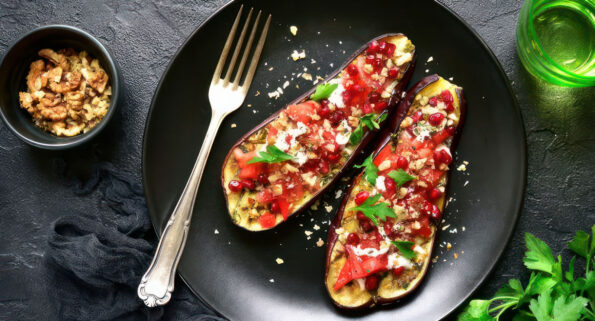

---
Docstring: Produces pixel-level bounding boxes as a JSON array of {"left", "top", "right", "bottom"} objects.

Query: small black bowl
[{"left": 0, "top": 25, "right": 120, "bottom": 150}]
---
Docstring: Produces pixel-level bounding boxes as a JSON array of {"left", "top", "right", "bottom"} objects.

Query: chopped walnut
[{"left": 18, "top": 48, "right": 111, "bottom": 136}]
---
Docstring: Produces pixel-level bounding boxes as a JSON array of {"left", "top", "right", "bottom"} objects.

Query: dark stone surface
[{"left": 0, "top": 0, "right": 593, "bottom": 320}]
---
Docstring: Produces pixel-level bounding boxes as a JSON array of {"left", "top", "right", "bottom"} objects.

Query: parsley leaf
[
  {"left": 457, "top": 300, "right": 495, "bottom": 321},
  {"left": 391, "top": 240, "right": 416, "bottom": 260},
  {"left": 348, "top": 194, "right": 396, "bottom": 225},
  {"left": 529, "top": 289, "right": 589, "bottom": 321},
  {"left": 349, "top": 123, "right": 363, "bottom": 145},
  {"left": 354, "top": 155, "right": 378, "bottom": 186},
  {"left": 248, "top": 145, "right": 294, "bottom": 164},
  {"left": 569, "top": 229, "right": 591, "bottom": 260},
  {"left": 387, "top": 169, "right": 416, "bottom": 187},
  {"left": 524, "top": 232, "right": 556, "bottom": 275},
  {"left": 310, "top": 83, "right": 338, "bottom": 101}
]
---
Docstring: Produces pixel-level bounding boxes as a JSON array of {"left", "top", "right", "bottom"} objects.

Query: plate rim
[{"left": 141, "top": 0, "right": 528, "bottom": 318}]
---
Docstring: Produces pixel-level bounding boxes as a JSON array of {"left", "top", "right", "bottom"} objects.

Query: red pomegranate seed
[
  {"left": 441, "top": 89, "right": 453, "bottom": 104},
  {"left": 357, "top": 211, "right": 367, "bottom": 221},
  {"left": 228, "top": 180, "right": 242, "bottom": 192},
  {"left": 383, "top": 221, "right": 393, "bottom": 235},
  {"left": 257, "top": 174, "right": 269, "bottom": 185},
  {"left": 384, "top": 177, "right": 396, "bottom": 192},
  {"left": 342, "top": 91, "right": 352, "bottom": 103},
  {"left": 362, "top": 103, "right": 373, "bottom": 114},
  {"left": 319, "top": 160, "right": 329, "bottom": 174},
  {"left": 327, "top": 153, "right": 341, "bottom": 163},
  {"left": 373, "top": 57, "right": 383, "bottom": 70},
  {"left": 385, "top": 43, "right": 396, "bottom": 56},
  {"left": 368, "top": 92, "right": 380, "bottom": 103},
  {"left": 428, "top": 96, "right": 438, "bottom": 107},
  {"left": 411, "top": 111, "right": 423, "bottom": 123},
  {"left": 349, "top": 84, "right": 364, "bottom": 95},
  {"left": 346, "top": 233, "right": 360, "bottom": 245},
  {"left": 428, "top": 113, "right": 445, "bottom": 126},
  {"left": 365, "top": 275, "right": 379, "bottom": 290},
  {"left": 446, "top": 126, "right": 456, "bottom": 136},
  {"left": 441, "top": 150, "right": 452, "bottom": 165},
  {"left": 374, "top": 101, "right": 388, "bottom": 112},
  {"left": 396, "top": 156, "right": 409, "bottom": 169},
  {"left": 445, "top": 103, "right": 454, "bottom": 113},
  {"left": 330, "top": 111, "right": 345, "bottom": 125},
  {"left": 347, "top": 64, "right": 359, "bottom": 76},
  {"left": 362, "top": 221, "right": 374, "bottom": 232},
  {"left": 367, "top": 41, "right": 380, "bottom": 55},
  {"left": 270, "top": 200, "right": 280, "bottom": 213},
  {"left": 429, "top": 204, "right": 442, "bottom": 220},
  {"left": 378, "top": 41, "right": 387, "bottom": 55},
  {"left": 241, "top": 179, "right": 256, "bottom": 190},
  {"left": 365, "top": 54, "right": 376, "bottom": 64},
  {"left": 428, "top": 188, "right": 442, "bottom": 200},
  {"left": 318, "top": 104, "right": 330, "bottom": 118},
  {"left": 355, "top": 191, "right": 369, "bottom": 205},
  {"left": 387, "top": 67, "right": 399, "bottom": 78},
  {"left": 393, "top": 266, "right": 405, "bottom": 276}
]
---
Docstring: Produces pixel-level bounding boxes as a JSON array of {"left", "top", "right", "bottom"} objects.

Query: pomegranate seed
[
  {"left": 428, "top": 113, "right": 445, "bottom": 126},
  {"left": 365, "top": 275, "right": 379, "bottom": 290},
  {"left": 433, "top": 150, "right": 442, "bottom": 164},
  {"left": 374, "top": 101, "right": 388, "bottom": 112},
  {"left": 320, "top": 98, "right": 329, "bottom": 107},
  {"left": 441, "top": 90, "right": 453, "bottom": 104},
  {"left": 378, "top": 41, "right": 387, "bottom": 55},
  {"left": 228, "top": 180, "right": 242, "bottom": 192},
  {"left": 327, "top": 153, "right": 341, "bottom": 163},
  {"left": 396, "top": 156, "right": 409, "bottom": 169},
  {"left": 368, "top": 92, "right": 380, "bottom": 103},
  {"left": 318, "top": 105, "right": 330, "bottom": 118},
  {"left": 347, "top": 64, "right": 359, "bottom": 76},
  {"left": 342, "top": 91, "right": 352, "bottom": 103},
  {"left": 270, "top": 200, "right": 280, "bottom": 213},
  {"left": 357, "top": 211, "right": 367, "bottom": 221},
  {"left": 346, "top": 233, "right": 360, "bottom": 245},
  {"left": 429, "top": 204, "right": 442, "bottom": 220},
  {"left": 319, "top": 160, "right": 329, "bottom": 174},
  {"left": 365, "top": 54, "right": 376, "bottom": 64},
  {"left": 362, "top": 103, "right": 373, "bottom": 114},
  {"left": 362, "top": 221, "right": 374, "bottom": 232},
  {"left": 411, "top": 111, "right": 423, "bottom": 123},
  {"left": 349, "top": 84, "right": 364, "bottom": 95},
  {"left": 373, "top": 57, "right": 383, "bottom": 70},
  {"left": 330, "top": 111, "right": 345, "bottom": 125},
  {"left": 446, "top": 126, "right": 456, "bottom": 136},
  {"left": 241, "top": 179, "right": 256, "bottom": 190},
  {"left": 441, "top": 150, "right": 452, "bottom": 165},
  {"left": 445, "top": 103, "right": 454, "bottom": 113},
  {"left": 387, "top": 67, "right": 399, "bottom": 78},
  {"left": 367, "top": 41, "right": 380, "bottom": 55},
  {"left": 385, "top": 43, "right": 396, "bottom": 56},
  {"left": 257, "top": 174, "right": 269, "bottom": 185},
  {"left": 428, "top": 188, "right": 442, "bottom": 200},
  {"left": 428, "top": 97, "right": 438, "bottom": 107},
  {"left": 384, "top": 177, "right": 396, "bottom": 192},
  {"left": 393, "top": 266, "right": 405, "bottom": 276},
  {"left": 383, "top": 221, "right": 393, "bottom": 235},
  {"left": 355, "top": 191, "right": 370, "bottom": 205}
]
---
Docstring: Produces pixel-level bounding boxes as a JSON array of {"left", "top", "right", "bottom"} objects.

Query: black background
[{"left": 0, "top": 0, "right": 593, "bottom": 320}]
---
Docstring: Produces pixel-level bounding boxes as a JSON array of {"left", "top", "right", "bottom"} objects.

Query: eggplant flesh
[
  {"left": 221, "top": 34, "right": 416, "bottom": 231},
  {"left": 325, "top": 75, "right": 466, "bottom": 309}
]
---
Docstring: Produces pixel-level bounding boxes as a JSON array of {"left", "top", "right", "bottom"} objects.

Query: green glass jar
[{"left": 516, "top": 0, "right": 595, "bottom": 87}]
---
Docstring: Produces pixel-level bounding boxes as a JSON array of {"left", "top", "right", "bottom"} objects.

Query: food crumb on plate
[
  {"left": 457, "top": 163, "right": 467, "bottom": 171},
  {"left": 301, "top": 73, "right": 313, "bottom": 81},
  {"left": 268, "top": 67, "right": 274, "bottom": 71},
  {"left": 449, "top": 77, "right": 454, "bottom": 81},
  {"left": 310, "top": 200, "right": 319, "bottom": 210},
  {"left": 304, "top": 230, "right": 313, "bottom": 236},
  {"left": 269, "top": 279, "right": 275, "bottom": 283},
  {"left": 335, "top": 190, "right": 343, "bottom": 199},
  {"left": 427, "top": 56, "right": 434, "bottom": 63},
  {"left": 446, "top": 242, "right": 452, "bottom": 251},
  {"left": 289, "top": 25, "right": 298, "bottom": 36},
  {"left": 425, "top": 69, "right": 429, "bottom": 73},
  {"left": 282, "top": 80, "right": 290, "bottom": 89},
  {"left": 316, "top": 238, "right": 324, "bottom": 247},
  {"left": 291, "top": 49, "right": 306, "bottom": 61},
  {"left": 324, "top": 204, "right": 333, "bottom": 213},
  {"left": 214, "top": 229, "right": 219, "bottom": 234},
  {"left": 230, "top": 123, "right": 236, "bottom": 128},
  {"left": 313, "top": 224, "right": 320, "bottom": 230},
  {"left": 442, "top": 224, "right": 450, "bottom": 231},
  {"left": 463, "top": 180, "right": 469, "bottom": 187},
  {"left": 454, "top": 253, "right": 459, "bottom": 260},
  {"left": 276, "top": 258, "right": 284, "bottom": 264},
  {"left": 255, "top": 91, "right": 260, "bottom": 96}
]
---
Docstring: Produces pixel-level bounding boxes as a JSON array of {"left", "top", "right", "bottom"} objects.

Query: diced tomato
[
  {"left": 256, "top": 189, "right": 274, "bottom": 204},
  {"left": 373, "top": 144, "right": 394, "bottom": 167},
  {"left": 233, "top": 148, "right": 264, "bottom": 180},
  {"left": 432, "top": 129, "right": 451, "bottom": 145},
  {"left": 276, "top": 198, "right": 291, "bottom": 220},
  {"left": 286, "top": 101, "right": 319, "bottom": 124},
  {"left": 334, "top": 259, "right": 354, "bottom": 291},
  {"left": 333, "top": 246, "right": 388, "bottom": 291},
  {"left": 267, "top": 126, "right": 278, "bottom": 142},
  {"left": 259, "top": 213, "right": 277, "bottom": 228}
]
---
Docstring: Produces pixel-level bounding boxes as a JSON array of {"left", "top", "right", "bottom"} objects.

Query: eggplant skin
[
  {"left": 325, "top": 75, "right": 466, "bottom": 309},
  {"left": 221, "top": 34, "right": 417, "bottom": 232}
]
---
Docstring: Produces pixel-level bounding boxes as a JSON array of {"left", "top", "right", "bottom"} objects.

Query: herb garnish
[
  {"left": 349, "top": 113, "right": 388, "bottom": 145},
  {"left": 354, "top": 155, "right": 378, "bottom": 186},
  {"left": 458, "top": 225, "right": 595, "bottom": 321},
  {"left": 387, "top": 169, "right": 416, "bottom": 187},
  {"left": 391, "top": 240, "right": 417, "bottom": 260},
  {"left": 248, "top": 145, "right": 294, "bottom": 164},
  {"left": 348, "top": 194, "right": 396, "bottom": 225},
  {"left": 310, "top": 83, "right": 338, "bottom": 101}
]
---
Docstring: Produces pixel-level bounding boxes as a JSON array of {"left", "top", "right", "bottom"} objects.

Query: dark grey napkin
[{"left": 46, "top": 161, "right": 225, "bottom": 321}]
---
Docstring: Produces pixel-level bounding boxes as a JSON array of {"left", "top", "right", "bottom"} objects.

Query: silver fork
[{"left": 138, "top": 6, "right": 271, "bottom": 307}]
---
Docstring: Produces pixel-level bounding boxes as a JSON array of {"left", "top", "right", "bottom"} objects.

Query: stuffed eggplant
[
  {"left": 325, "top": 75, "right": 465, "bottom": 309},
  {"left": 221, "top": 34, "right": 416, "bottom": 231}
]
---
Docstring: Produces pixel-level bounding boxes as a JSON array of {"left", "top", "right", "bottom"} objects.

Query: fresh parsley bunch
[{"left": 458, "top": 225, "right": 595, "bottom": 321}]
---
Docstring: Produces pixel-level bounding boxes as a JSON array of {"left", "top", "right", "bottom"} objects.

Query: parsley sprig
[
  {"left": 391, "top": 240, "right": 417, "bottom": 260},
  {"left": 349, "top": 113, "right": 388, "bottom": 145},
  {"left": 310, "top": 83, "right": 338, "bottom": 101},
  {"left": 458, "top": 225, "right": 595, "bottom": 321},
  {"left": 348, "top": 194, "right": 396, "bottom": 225},
  {"left": 248, "top": 145, "right": 294, "bottom": 164},
  {"left": 354, "top": 155, "right": 378, "bottom": 186},
  {"left": 387, "top": 169, "right": 416, "bottom": 187}
]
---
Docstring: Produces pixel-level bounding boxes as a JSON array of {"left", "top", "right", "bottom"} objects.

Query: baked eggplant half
[
  {"left": 221, "top": 34, "right": 416, "bottom": 231},
  {"left": 325, "top": 75, "right": 465, "bottom": 309}
]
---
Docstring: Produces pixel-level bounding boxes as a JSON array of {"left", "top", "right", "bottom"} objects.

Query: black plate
[{"left": 142, "top": 1, "right": 526, "bottom": 319}]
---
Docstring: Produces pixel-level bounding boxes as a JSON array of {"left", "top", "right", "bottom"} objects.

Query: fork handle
[{"left": 138, "top": 110, "right": 225, "bottom": 307}]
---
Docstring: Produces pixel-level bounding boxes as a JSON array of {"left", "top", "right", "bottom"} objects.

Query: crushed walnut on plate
[{"left": 18, "top": 48, "right": 111, "bottom": 136}]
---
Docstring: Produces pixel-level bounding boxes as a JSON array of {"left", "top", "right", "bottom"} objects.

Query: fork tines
[{"left": 211, "top": 5, "right": 271, "bottom": 93}]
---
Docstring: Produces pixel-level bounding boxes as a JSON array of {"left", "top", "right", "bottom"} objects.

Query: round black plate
[{"left": 142, "top": 1, "right": 526, "bottom": 319}]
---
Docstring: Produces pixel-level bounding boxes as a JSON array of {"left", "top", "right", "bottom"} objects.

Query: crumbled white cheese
[
  {"left": 413, "top": 245, "right": 426, "bottom": 255},
  {"left": 327, "top": 79, "right": 345, "bottom": 108},
  {"left": 387, "top": 253, "right": 413, "bottom": 269},
  {"left": 375, "top": 176, "right": 386, "bottom": 191},
  {"left": 351, "top": 244, "right": 389, "bottom": 257}
]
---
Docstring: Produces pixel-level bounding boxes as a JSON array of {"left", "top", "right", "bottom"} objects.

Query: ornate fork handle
[{"left": 138, "top": 111, "right": 225, "bottom": 307}]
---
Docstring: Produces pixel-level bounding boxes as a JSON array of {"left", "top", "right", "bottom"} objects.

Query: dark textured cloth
[{"left": 46, "top": 161, "right": 225, "bottom": 321}]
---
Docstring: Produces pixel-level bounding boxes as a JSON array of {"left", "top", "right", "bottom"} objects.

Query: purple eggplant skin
[
  {"left": 324, "top": 75, "right": 467, "bottom": 309},
  {"left": 221, "top": 34, "right": 417, "bottom": 232}
]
